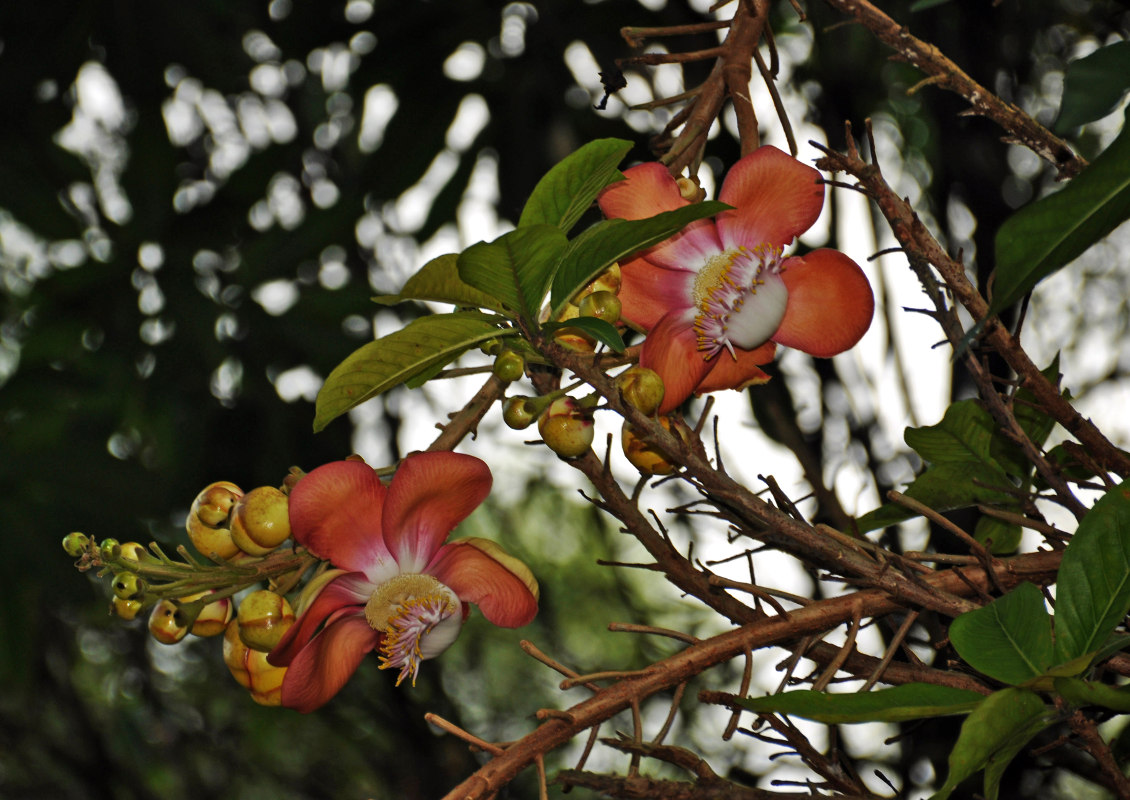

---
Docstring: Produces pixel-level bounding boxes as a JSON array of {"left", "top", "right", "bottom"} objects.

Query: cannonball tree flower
[
  {"left": 267, "top": 452, "right": 538, "bottom": 713},
  {"left": 597, "top": 145, "right": 874, "bottom": 414}
]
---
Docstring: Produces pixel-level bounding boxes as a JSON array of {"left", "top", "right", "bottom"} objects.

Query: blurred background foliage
[{"left": 1, "top": 0, "right": 1128, "bottom": 797}]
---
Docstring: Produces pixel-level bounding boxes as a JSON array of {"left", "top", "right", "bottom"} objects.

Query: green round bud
[
  {"left": 62, "top": 532, "right": 90, "bottom": 558},
  {"left": 502, "top": 396, "right": 537, "bottom": 430},
  {"left": 99, "top": 538, "right": 121, "bottom": 562},
  {"left": 616, "top": 366, "right": 666, "bottom": 416},
  {"left": 492, "top": 350, "right": 525, "bottom": 383},
  {"left": 537, "top": 397, "right": 595, "bottom": 458},
  {"left": 112, "top": 572, "right": 147, "bottom": 600},
  {"left": 577, "top": 290, "right": 622, "bottom": 324}
]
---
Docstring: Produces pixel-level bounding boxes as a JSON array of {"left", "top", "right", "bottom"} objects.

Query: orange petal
[
  {"left": 618, "top": 256, "right": 696, "bottom": 332},
  {"left": 716, "top": 145, "right": 824, "bottom": 249},
  {"left": 278, "top": 614, "right": 379, "bottom": 713},
  {"left": 382, "top": 451, "right": 492, "bottom": 573},
  {"left": 696, "top": 341, "right": 777, "bottom": 394},
  {"left": 288, "top": 461, "right": 395, "bottom": 576},
  {"left": 427, "top": 540, "right": 539, "bottom": 628},
  {"left": 598, "top": 162, "right": 687, "bottom": 220},
  {"left": 269, "top": 573, "right": 370, "bottom": 667},
  {"left": 774, "top": 249, "right": 874, "bottom": 357},
  {"left": 640, "top": 312, "right": 712, "bottom": 415}
]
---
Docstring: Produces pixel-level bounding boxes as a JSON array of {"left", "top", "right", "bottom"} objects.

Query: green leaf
[
  {"left": 855, "top": 401, "right": 1021, "bottom": 534},
  {"left": 974, "top": 514, "right": 1022, "bottom": 555},
  {"left": 457, "top": 225, "right": 569, "bottom": 321},
  {"left": 1053, "top": 481, "right": 1130, "bottom": 663},
  {"left": 541, "top": 317, "right": 626, "bottom": 353},
  {"left": 949, "top": 582, "right": 1054, "bottom": 685},
  {"left": 855, "top": 462, "right": 1016, "bottom": 533},
  {"left": 736, "top": 683, "right": 985, "bottom": 724},
  {"left": 373, "top": 253, "right": 506, "bottom": 312},
  {"left": 1054, "top": 677, "right": 1130, "bottom": 712},
  {"left": 932, "top": 688, "right": 1050, "bottom": 800},
  {"left": 313, "top": 312, "right": 506, "bottom": 432},
  {"left": 547, "top": 202, "right": 731, "bottom": 314},
  {"left": 1054, "top": 41, "right": 1130, "bottom": 134},
  {"left": 518, "top": 138, "right": 633, "bottom": 232},
  {"left": 989, "top": 108, "right": 1130, "bottom": 317}
]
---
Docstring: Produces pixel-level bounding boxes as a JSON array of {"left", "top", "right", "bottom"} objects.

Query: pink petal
[
  {"left": 716, "top": 146, "right": 825, "bottom": 250},
  {"left": 278, "top": 614, "right": 380, "bottom": 713},
  {"left": 268, "top": 573, "right": 372, "bottom": 667},
  {"left": 598, "top": 161, "right": 724, "bottom": 274},
  {"left": 696, "top": 341, "right": 777, "bottom": 394},
  {"left": 598, "top": 162, "right": 686, "bottom": 220},
  {"left": 427, "top": 540, "right": 539, "bottom": 628},
  {"left": 773, "top": 249, "right": 874, "bottom": 357},
  {"left": 288, "top": 461, "right": 395, "bottom": 575},
  {"left": 617, "top": 256, "right": 696, "bottom": 332},
  {"left": 640, "top": 311, "right": 713, "bottom": 415},
  {"left": 382, "top": 451, "right": 492, "bottom": 573}
]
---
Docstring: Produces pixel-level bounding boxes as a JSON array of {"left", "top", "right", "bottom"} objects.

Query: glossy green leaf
[
  {"left": 949, "top": 582, "right": 1054, "bottom": 685},
  {"left": 1054, "top": 42, "right": 1130, "bottom": 134},
  {"left": 457, "top": 225, "right": 569, "bottom": 321},
  {"left": 737, "top": 683, "right": 985, "bottom": 723},
  {"left": 855, "top": 462, "right": 1015, "bottom": 534},
  {"left": 518, "top": 138, "right": 632, "bottom": 232},
  {"left": 541, "top": 316, "right": 626, "bottom": 353},
  {"left": 990, "top": 108, "right": 1130, "bottom": 317},
  {"left": 932, "top": 688, "right": 1050, "bottom": 800},
  {"left": 548, "top": 202, "right": 730, "bottom": 314},
  {"left": 373, "top": 253, "right": 506, "bottom": 313},
  {"left": 1053, "top": 481, "right": 1130, "bottom": 663},
  {"left": 313, "top": 312, "right": 505, "bottom": 432},
  {"left": 903, "top": 400, "right": 1001, "bottom": 465},
  {"left": 974, "top": 514, "right": 1022, "bottom": 555},
  {"left": 1054, "top": 677, "right": 1130, "bottom": 712}
]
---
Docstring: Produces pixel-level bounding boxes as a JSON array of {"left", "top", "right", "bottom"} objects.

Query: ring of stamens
[
  {"left": 364, "top": 573, "right": 458, "bottom": 686},
  {"left": 691, "top": 244, "right": 786, "bottom": 360}
]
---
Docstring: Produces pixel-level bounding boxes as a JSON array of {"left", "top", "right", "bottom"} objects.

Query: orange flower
[
  {"left": 268, "top": 452, "right": 538, "bottom": 713},
  {"left": 598, "top": 145, "right": 874, "bottom": 414}
]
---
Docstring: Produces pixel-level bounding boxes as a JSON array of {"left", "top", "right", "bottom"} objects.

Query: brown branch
[
  {"left": 819, "top": 0, "right": 1084, "bottom": 179},
  {"left": 440, "top": 549, "right": 1061, "bottom": 800}
]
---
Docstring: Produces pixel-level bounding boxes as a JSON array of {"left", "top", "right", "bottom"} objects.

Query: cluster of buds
[
  {"left": 63, "top": 473, "right": 315, "bottom": 706},
  {"left": 552, "top": 263, "right": 623, "bottom": 352},
  {"left": 501, "top": 391, "right": 597, "bottom": 459}
]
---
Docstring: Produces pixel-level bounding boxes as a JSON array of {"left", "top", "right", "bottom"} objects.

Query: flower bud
[
  {"left": 62, "top": 532, "right": 90, "bottom": 558},
  {"left": 577, "top": 290, "right": 621, "bottom": 325},
  {"left": 537, "top": 397, "right": 594, "bottom": 458},
  {"left": 148, "top": 599, "right": 189, "bottom": 645},
  {"left": 112, "top": 572, "right": 147, "bottom": 600},
  {"left": 230, "top": 486, "right": 291, "bottom": 556},
  {"left": 492, "top": 350, "right": 525, "bottom": 383},
  {"left": 246, "top": 650, "right": 287, "bottom": 706},
  {"left": 616, "top": 366, "right": 666, "bottom": 416},
  {"left": 621, "top": 416, "right": 693, "bottom": 476},
  {"left": 502, "top": 396, "right": 537, "bottom": 430},
  {"left": 676, "top": 177, "right": 706, "bottom": 203},
  {"left": 590, "top": 263, "right": 622, "bottom": 296},
  {"left": 186, "top": 481, "right": 244, "bottom": 560},
  {"left": 223, "top": 620, "right": 253, "bottom": 688},
  {"left": 237, "top": 590, "right": 295, "bottom": 652},
  {"left": 117, "top": 541, "right": 150, "bottom": 562},
  {"left": 112, "top": 596, "right": 143, "bottom": 621},
  {"left": 99, "top": 538, "right": 120, "bottom": 562},
  {"left": 185, "top": 591, "right": 233, "bottom": 637},
  {"left": 553, "top": 327, "right": 597, "bottom": 352}
]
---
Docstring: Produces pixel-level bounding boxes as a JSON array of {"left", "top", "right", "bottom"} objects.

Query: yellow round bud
[
  {"left": 112, "top": 572, "right": 146, "bottom": 600},
  {"left": 237, "top": 590, "right": 295, "bottom": 652},
  {"left": 577, "top": 290, "right": 621, "bottom": 324},
  {"left": 112, "top": 596, "right": 143, "bottom": 621},
  {"left": 186, "top": 481, "right": 243, "bottom": 560},
  {"left": 181, "top": 590, "right": 233, "bottom": 637},
  {"left": 616, "top": 366, "right": 666, "bottom": 416},
  {"left": 223, "top": 620, "right": 253, "bottom": 688},
  {"left": 247, "top": 650, "right": 287, "bottom": 706},
  {"left": 622, "top": 416, "right": 692, "bottom": 476},
  {"left": 148, "top": 599, "right": 189, "bottom": 645},
  {"left": 230, "top": 486, "right": 291, "bottom": 556},
  {"left": 538, "top": 397, "right": 595, "bottom": 458}
]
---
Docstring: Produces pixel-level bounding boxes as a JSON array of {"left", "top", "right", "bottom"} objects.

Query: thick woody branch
[{"left": 440, "top": 549, "right": 1061, "bottom": 800}]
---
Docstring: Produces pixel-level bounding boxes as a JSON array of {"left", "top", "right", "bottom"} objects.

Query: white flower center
[
  {"left": 692, "top": 244, "right": 788, "bottom": 360},
  {"left": 364, "top": 573, "right": 462, "bottom": 686}
]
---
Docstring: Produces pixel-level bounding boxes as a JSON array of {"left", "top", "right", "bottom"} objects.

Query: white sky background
[{"left": 3, "top": 2, "right": 1129, "bottom": 795}]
